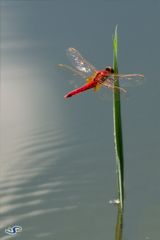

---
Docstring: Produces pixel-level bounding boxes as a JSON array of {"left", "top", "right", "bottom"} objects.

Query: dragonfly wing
[
  {"left": 66, "top": 48, "right": 97, "bottom": 77},
  {"left": 58, "top": 64, "right": 87, "bottom": 78},
  {"left": 101, "top": 79, "right": 126, "bottom": 93},
  {"left": 111, "top": 74, "right": 144, "bottom": 87}
]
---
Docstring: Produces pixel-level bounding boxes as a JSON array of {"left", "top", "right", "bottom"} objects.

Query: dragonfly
[{"left": 59, "top": 48, "right": 144, "bottom": 99}]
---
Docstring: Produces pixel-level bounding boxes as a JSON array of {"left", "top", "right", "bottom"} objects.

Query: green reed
[{"left": 113, "top": 26, "right": 124, "bottom": 210}]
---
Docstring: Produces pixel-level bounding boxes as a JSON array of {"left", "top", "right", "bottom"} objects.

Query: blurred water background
[{"left": 1, "top": 0, "right": 160, "bottom": 239}]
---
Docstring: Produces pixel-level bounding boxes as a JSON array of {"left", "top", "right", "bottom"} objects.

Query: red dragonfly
[{"left": 59, "top": 48, "right": 144, "bottom": 99}]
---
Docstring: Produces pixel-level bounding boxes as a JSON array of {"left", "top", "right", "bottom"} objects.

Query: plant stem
[{"left": 113, "top": 26, "right": 124, "bottom": 210}]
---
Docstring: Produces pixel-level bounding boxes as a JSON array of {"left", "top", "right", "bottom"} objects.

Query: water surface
[{"left": 1, "top": 0, "right": 160, "bottom": 239}]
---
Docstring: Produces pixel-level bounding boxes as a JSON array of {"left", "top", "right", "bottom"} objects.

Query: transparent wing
[
  {"left": 112, "top": 73, "right": 144, "bottom": 87},
  {"left": 58, "top": 64, "right": 87, "bottom": 78},
  {"left": 101, "top": 74, "right": 144, "bottom": 88},
  {"left": 66, "top": 47, "right": 97, "bottom": 77},
  {"left": 100, "top": 73, "right": 144, "bottom": 94},
  {"left": 101, "top": 80, "right": 127, "bottom": 93}
]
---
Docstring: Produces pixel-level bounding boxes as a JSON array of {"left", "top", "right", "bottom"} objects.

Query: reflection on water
[
  {"left": 1, "top": 122, "right": 113, "bottom": 240},
  {"left": 1, "top": 126, "right": 79, "bottom": 239},
  {"left": 1, "top": 0, "right": 160, "bottom": 239}
]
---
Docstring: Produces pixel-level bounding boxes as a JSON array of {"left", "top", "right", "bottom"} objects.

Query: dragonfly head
[{"left": 105, "top": 66, "right": 114, "bottom": 74}]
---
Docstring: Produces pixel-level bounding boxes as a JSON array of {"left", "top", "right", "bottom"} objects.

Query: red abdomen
[{"left": 64, "top": 80, "right": 97, "bottom": 98}]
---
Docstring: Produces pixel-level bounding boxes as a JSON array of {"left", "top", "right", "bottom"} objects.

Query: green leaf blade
[{"left": 113, "top": 26, "right": 124, "bottom": 210}]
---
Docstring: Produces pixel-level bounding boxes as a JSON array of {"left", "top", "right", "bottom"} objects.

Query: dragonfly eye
[
  {"left": 111, "top": 68, "right": 114, "bottom": 74},
  {"left": 105, "top": 66, "right": 114, "bottom": 74}
]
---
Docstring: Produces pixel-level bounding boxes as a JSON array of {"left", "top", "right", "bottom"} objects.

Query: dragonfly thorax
[{"left": 94, "top": 70, "right": 110, "bottom": 84}]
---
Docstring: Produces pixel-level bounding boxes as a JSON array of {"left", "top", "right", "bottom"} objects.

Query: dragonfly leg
[
  {"left": 107, "top": 77, "right": 114, "bottom": 84},
  {"left": 113, "top": 85, "right": 126, "bottom": 93},
  {"left": 107, "top": 84, "right": 126, "bottom": 93}
]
